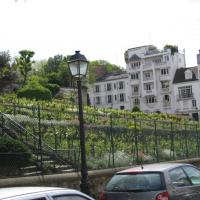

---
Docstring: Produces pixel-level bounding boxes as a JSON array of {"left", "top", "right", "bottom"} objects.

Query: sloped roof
[
  {"left": 129, "top": 54, "right": 141, "bottom": 61},
  {"left": 96, "top": 72, "right": 128, "bottom": 82},
  {"left": 173, "top": 67, "right": 198, "bottom": 84}
]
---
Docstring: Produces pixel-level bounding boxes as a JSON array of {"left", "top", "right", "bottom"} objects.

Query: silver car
[
  {"left": 99, "top": 163, "right": 200, "bottom": 200},
  {"left": 0, "top": 187, "right": 95, "bottom": 200}
]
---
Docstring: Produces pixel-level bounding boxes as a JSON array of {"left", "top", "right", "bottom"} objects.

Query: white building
[
  {"left": 125, "top": 45, "right": 186, "bottom": 113},
  {"left": 173, "top": 50, "right": 200, "bottom": 120},
  {"left": 89, "top": 45, "right": 200, "bottom": 117},
  {"left": 89, "top": 72, "right": 130, "bottom": 110}
]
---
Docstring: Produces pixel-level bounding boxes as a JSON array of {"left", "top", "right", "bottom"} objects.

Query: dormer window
[{"left": 185, "top": 70, "right": 192, "bottom": 80}]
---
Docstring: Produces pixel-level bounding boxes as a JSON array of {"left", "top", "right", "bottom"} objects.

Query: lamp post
[{"left": 68, "top": 51, "right": 90, "bottom": 195}]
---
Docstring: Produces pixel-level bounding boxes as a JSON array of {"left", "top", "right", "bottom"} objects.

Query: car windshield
[{"left": 105, "top": 172, "right": 164, "bottom": 192}]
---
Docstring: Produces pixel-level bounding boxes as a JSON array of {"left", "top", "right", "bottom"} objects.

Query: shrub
[
  {"left": 132, "top": 106, "right": 141, "bottom": 112},
  {"left": 45, "top": 83, "right": 60, "bottom": 96},
  {"left": 0, "top": 136, "right": 32, "bottom": 175},
  {"left": 17, "top": 81, "right": 52, "bottom": 101}
]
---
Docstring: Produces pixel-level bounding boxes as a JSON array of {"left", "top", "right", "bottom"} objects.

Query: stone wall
[{"left": 0, "top": 158, "right": 200, "bottom": 198}]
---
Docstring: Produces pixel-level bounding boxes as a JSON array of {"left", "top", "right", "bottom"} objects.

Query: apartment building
[
  {"left": 173, "top": 51, "right": 200, "bottom": 120},
  {"left": 89, "top": 72, "right": 130, "bottom": 110},
  {"left": 89, "top": 45, "right": 199, "bottom": 115},
  {"left": 125, "top": 45, "right": 186, "bottom": 113}
]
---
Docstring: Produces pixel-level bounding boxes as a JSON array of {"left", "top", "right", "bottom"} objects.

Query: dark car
[{"left": 99, "top": 163, "right": 200, "bottom": 200}]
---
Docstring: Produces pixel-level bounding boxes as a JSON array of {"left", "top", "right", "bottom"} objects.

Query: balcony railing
[
  {"left": 154, "top": 61, "right": 167, "bottom": 68},
  {"left": 160, "top": 75, "right": 170, "bottom": 81}
]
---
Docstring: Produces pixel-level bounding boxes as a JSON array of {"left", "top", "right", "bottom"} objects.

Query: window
[
  {"left": 134, "top": 98, "right": 140, "bottom": 105},
  {"left": 163, "top": 95, "right": 170, "bottom": 102},
  {"left": 153, "top": 58, "right": 162, "bottom": 64},
  {"left": 192, "top": 99, "right": 197, "bottom": 107},
  {"left": 169, "top": 167, "right": 191, "bottom": 187},
  {"left": 161, "top": 81, "right": 169, "bottom": 89},
  {"left": 144, "top": 83, "right": 153, "bottom": 91},
  {"left": 183, "top": 166, "right": 200, "bottom": 185},
  {"left": 145, "top": 72, "right": 151, "bottom": 79},
  {"left": 95, "top": 96, "right": 101, "bottom": 105},
  {"left": 106, "top": 83, "right": 112, "bottom": 91},
  {"left": 119, "top": 93, "right": 125, "bottom": 102},
  {"left": 132, "top": 85, "right": 139, "bottom": 94},
  {"left": 131, "top": 73, "right": 139, "bottom": 79},
  {"left": 119, "top": 81, "right": 124, "bottom": 89},
  {"left": 161, "top": 68, "right": 169, "bottom": 75},
  {"left": 105, "top": 173, "right": 163, "bottom": 192},
  {"left": 146, "top": 96, "right": 156, "bottom": 104},
  {"left": 107, "top": 95, "right": 112, "bottom": 103},
  {"left": 178, "top": 86, "right": 193, "bottom": 98},
  {"left": 53, "top": 195, "right": 89, "bottom": 200},
  {"left": 185, "top": 70, "right": 193, "bottom": 80},
  {"left": 164, "top": 55, "right": 169, "bottom": 61},
  {"left": 131, "top": 62, "right": 140, "bottom": 70},
  {"left": 95, "top": 85, "right": 100, "bottom": 92},
  {"left": 120, "top": 106, "right": 125, "bottom": 110}
]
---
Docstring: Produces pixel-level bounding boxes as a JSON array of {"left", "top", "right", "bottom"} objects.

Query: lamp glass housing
[
  {"left": 68, "top": 61, "right": 88, "bottom": 78},
  {"left": 68, "top": 51, "right": 88, "bottom": 78}
]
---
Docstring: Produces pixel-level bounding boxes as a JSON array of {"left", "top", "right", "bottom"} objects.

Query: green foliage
[
  {"left": 88, "top": 60, "right": 124, "bottom": 83},
  {"left": 132, "top": 106, "right": 141, "bottom": 112},
  {"left": 45, "top": 83, "right": 60, "bottom": 96},
  {"left": 0, "top": 51, "right": 10, "bottom": 68},
  {"left": 43, "top": 55, "right": 71, "bottom": 87},
  {"left": 16, "top": 50, "right": 35, "bottom": 84},
  {"left": 164, "top": 44, "right": 178, "bottom": 55},
  {"left": 0, "top": 136, "right": 32, "bottom": 168},
  {"left": 28, "top": 75, "right": 48, "bottom": 85},
  {"left": 46, "top": 72, "right": 60, "bottom": 85},
  {"left": 17, "top": 81, "right": 52, "bottom": 101}
]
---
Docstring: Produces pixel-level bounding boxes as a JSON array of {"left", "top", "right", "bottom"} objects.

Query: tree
[
  {"left": 0, "top": 51, "right": 18, "bottom": 90},
  {"left": 164, "top": 44, "right": 178, "bottom": 55},
  {"left": 88, "top": 60, "right": 124, "bottom": 83},
  {"left": 0, "top": 51, "right": 10, "bottom": 69},
  {"left": 16, "top": 50, "right": 35, "bottom": 84},
  {"left": 42, "top": 55, "right": 71, "bottom": 87}
]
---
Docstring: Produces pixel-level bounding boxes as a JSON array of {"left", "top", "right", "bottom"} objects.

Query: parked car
[
  {"left": 0, "top": 187, "right": 95, "bottom": 200},
  {"left": 99, "top": 163, "right": 200, "bottom": 200}
]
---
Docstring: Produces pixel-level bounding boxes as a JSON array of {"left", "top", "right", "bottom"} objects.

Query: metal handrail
[{"left": 0, "top": 112, "right": 78, "bottom": 169}]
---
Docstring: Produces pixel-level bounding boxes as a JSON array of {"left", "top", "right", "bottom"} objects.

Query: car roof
[
  {"left": 117, "top": 163, "right": 193, "bottom": 174},
  {"left": 0, "top": 187, "right": 80, "bottom": 199}
]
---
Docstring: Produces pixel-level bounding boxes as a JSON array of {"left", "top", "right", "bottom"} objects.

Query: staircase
[{"left": 0, "top": 112, "right": 79, "bottom": 176}]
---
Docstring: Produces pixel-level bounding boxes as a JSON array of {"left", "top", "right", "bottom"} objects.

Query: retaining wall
[{"left": 1, "top": 158, "right": 200, "bottom": 198}]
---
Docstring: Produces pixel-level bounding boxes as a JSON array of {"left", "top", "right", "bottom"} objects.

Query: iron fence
[{"left": 0, "top": 103, "right": 200, "bottom": 177}]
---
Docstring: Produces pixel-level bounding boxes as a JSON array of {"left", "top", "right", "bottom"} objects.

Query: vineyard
[{"left": 0, "top": 94, "right": 200, "bottom": 175}]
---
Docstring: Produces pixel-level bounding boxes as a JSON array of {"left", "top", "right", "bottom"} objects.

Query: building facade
[
  {"left": 89, "top": 72, "right": 130, "bottom": 110},
  {"left": 89, "top": 45, "right": 200, "bottom": 119}
]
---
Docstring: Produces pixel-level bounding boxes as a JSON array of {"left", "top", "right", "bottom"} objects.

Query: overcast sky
[{"left": 1, "top": 0, "right": 200, "bottom": 68}]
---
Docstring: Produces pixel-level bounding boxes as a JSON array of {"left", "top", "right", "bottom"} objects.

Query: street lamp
[{"left": 68, "top": 51, "right": 90, "bottom": 195}]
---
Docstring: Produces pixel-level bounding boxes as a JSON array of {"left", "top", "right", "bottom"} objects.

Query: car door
[
  {"left": 182, "top": 166, "right": 200, "bottom": 200},
  {"left": 50, "top": 194, "right": 92, "bottom": 200},
  {"left": 169, "top": 167, "right": 193, "bottom": 200}
]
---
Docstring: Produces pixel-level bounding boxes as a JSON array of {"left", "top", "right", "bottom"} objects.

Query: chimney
[{"left": 197, "top": 50, "right": 200, "bottom": 65}]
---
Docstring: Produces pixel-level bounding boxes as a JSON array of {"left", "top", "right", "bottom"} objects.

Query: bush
[
  {"left": 45, "top": 83, "right": 60, "bottom": 96},
  {"left": 0, "top": 136, "right": 32, "bottom": 175},
  {"left": 132, "top": 106, "right": 141, "bottom": 112},
  {"left": 17, "top": 81, "right": 52, "bottom": 101}
]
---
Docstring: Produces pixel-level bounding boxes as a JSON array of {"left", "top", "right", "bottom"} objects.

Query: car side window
[
  {"left": 30, "top": 198, "right": 47, "bottom": 200},
  {"left": 183, "top": 166, "right": 200, "bottom": 185},
  {"left": 53, "top": 195, "right": 89, "bottom": 200},
  {"left": 169, "top": 167, "right": 191, "bottom": 187}
]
